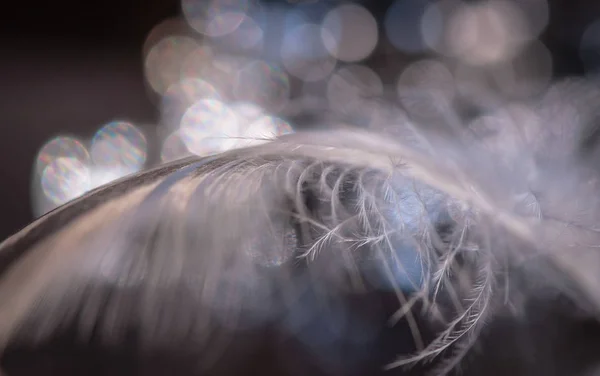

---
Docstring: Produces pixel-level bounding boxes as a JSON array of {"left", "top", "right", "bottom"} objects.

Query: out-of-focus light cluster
[
  {"left": 38, "top": 0, "right": 600, "bottom": 216},
  {"left": 182, "top": 0, "right": 250, "bottom": 37},
  {"left": 144, "top": 4, "right": 300, "bottom": 165},
  {"left": 321, "top": 4, "right": 378, "bottom": 63},
  {"left": 142, "top": 0, "right": 557, "bottom": 135},
  {"left": 33, "top": 122, "right": 148, "bottom": 215}
]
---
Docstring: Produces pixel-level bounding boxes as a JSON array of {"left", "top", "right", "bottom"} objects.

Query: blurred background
[{"left": 1, "top": 0, "right": 600, "bottom": 241}]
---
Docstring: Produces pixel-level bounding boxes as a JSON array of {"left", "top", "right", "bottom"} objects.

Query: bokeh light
[
  {"left": 445, "top": 1, "right": 532, "bottom": 65},
  {"left": 34, "top": 137, "right": 93, "bottom": 214},
  {"left": 179, "top": 99, "right": 240, "bottom": 156},
  {"left": 234, "top": 60, "right": 290, "bottom": 112},
  {"left": 492, "top": 40, "right": 552, "bottom": 98},
  {"left": 145, "top": 36, "right": 199, "bottom": 95},
  {"left": 90, "top": 121, "right": 148, "bottom": 175},
  {"left": 41, "top": 157, "right": 92, "bottom": 206},
  {"left": 35, "top": 136, "right": 90, "bottom": 176},
  {"left": 196, "top": 54, "right": 248, "bottom": 98},
  {"left": 237, "top": 115, "right": 294, "bottom": 148},
  {"left": 321, "top": 4, "right": 378, "bottom": 63},
  {"left": 420, "top": 0, "right": 458, "bottom": 55},
  {"left": 216, "top": 14, "right": 265, "bottom": 53},
  {"left": 161, "top": 77, "right": 222, "bottom": 129},
  {"left": 182, "top": 0, "right": 249, "bottom": 37},
  {"left": 386, "top": 0, "right": 434, "bottom": 54},
  {"left": 33, "top": 0, "right": 563, "bottom": 218},
  {"left": 232, "top": 102, "right": 266, "bottom": 124},
  {"left": 281, "top": 23, "right": 337, "bottom": 82},
  {"left": 179, "top": 44, "right": 215, "bottom": 80}
]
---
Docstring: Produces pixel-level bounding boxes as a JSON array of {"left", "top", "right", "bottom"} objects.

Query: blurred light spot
[
  {"left": 249, "top": 6, "right": 288, "bottom": 62},
  {"left": 580, "top": 20, "right": 600, "bottom": 73},
  {"left": 143, "top": 17, "right": 194, "bottom": 57},
  {"left": 216, "top": 15, "right": 264, "bottom": 52},
  {"left": 36, "top": 136, "right": 90, "bottom": 176},
  {"left": 234, "top": 60, "right": 290, "bottom": 111},
  {"left": 145, "top": 36, "right": 199, "bottom": 95},
  {"left": 41, "top": 157, "right": 91, "bottom": 205},
  {"left": 232, "top": 102, "right": 266, "bottom": 124},
  {"left": 446, "top": 1, "right": 531, "bottom": 65},
  {"left": 179, "top": 99, "right": 240, "bottom": 156},
  {"left": 237, "top": 115, "right": 294, "bottom": 148},
  {"left": 232, "top": 102, "right": 267, "bottom": 136},
  {"left": 91, "top": 168, "right": 138, "bottom": 189},
  {"left": 180, "top": 44, "right": 215, "bottom": 80},
  {"left": 397, "top": 60, "right": 455, "bottom": 121},
  {"left": 161, "top": 77, "right": 221, "bottom": 129},
  {"left": 197, "top": 54, "right": 247, "bottom": 98},
  {"left": 284, "top": 6, "right": 312, "bottom": 30},
  {"left": 281, "top": 23, "right": 337, "bottom": 82},
  {"left": 288, "top": 1, "right": 330, "bottom": 23},
  {"left": 326, "top": 65, "right": 383, "bottom": 120},
  {"left": 386, "top": 0, "right": 432, "bottom": 54},
  {"left": 492, "top": 40, "right": 552, "bottom": 98},
  {"left": 161, "top": 129, "right": 194, "bottom": 163},
  {"left": 321, "top": 4, "right": 378, "bottom": 62},
  {"left": 179, "top": 128, "right": 232, "bottom": 157},
  {"left": 421, "top": 0, "right": 460, "bottom": 56},
  {"left": 182, "top": 0, "right": 249, "bottom": 37},
  {"left": 91, "top": 121, "right": 148, "bottom": 176},
  {"left": 208, "top": 12, "right": 249, "bottom": 38}
]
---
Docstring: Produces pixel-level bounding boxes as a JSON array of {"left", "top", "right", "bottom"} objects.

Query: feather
[{"left": 3, "top": 79, "right": 600, "bottom": 374}]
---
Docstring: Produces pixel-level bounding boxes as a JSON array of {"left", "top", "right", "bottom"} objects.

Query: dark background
[{"left": 0, "top": 0, "right": 599, "bottom": 241}]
